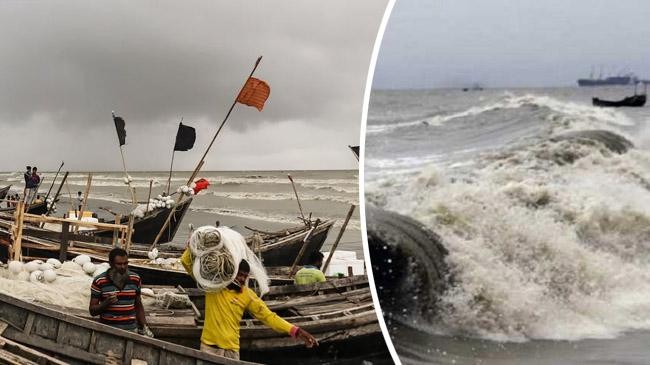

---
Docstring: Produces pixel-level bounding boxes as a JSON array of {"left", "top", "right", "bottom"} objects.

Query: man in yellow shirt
[
  {"left": 181, "top": 249, "right": 318, "bottom": 360},
  {"left": 294, "top": 252, "right": 327, "bottom": 285}
]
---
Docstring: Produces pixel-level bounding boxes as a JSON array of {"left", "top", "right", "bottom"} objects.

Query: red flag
[
  {"left": 236, "top": 77, "right": 270, "bottom": 111},
  {"left": 193, "top": 178, "right": 210, "bottom": 194}
]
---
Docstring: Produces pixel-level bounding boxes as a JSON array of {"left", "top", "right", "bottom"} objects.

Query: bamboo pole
[
  {"left": 40, "top": 171, "right": 70, "bottom": 228},
  {"left": 322, "top": 204, "right": 356, "bottom": 273},
  {"left": 125, "top": 215, "right": 134, "bottom": 252},
  {"left": 74, "top": 173, "right": 92, "bottom": 233},
  {"left": 150, "top": 56, "right": 264, "bottom": 248},
  {"left": 287, "top": 174, "right": 306, "bottom": 224},
  {"left": 43, "top": 161, "right": 64, "bottom": 203},
  {"left": 12, "top": 201, "right": 24, "bottom": 261},
  {"left": 146, "top": 179, "right": 153, "bottom": 213},
  {"left": 166, "top": 150, "right": 176, "bottom": 196},
  {"left": 167, "top": 118, "right": 183, "bottom": 195},
  {"left": 289, "top": 219, "right": 321, "bottom": 277},
  {"left": 113, "top": 111, "right": 136, "bottom": 205},
  {"left": 113, "top": 214, "right": 122, "bottom": 247},
  {"left": 64, "top": 180, "right": 76, "bottom": 212}
]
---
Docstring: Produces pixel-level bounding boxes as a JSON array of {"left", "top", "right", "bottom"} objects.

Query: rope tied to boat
[{"left": 189, "top": 226, "right": 270, "bottom": 295}]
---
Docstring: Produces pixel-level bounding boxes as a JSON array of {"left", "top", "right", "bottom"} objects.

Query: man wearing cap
[{"left": 181, "top": 248, "right": 318, "bottom": 360}]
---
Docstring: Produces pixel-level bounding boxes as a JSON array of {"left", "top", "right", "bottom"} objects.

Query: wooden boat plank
[
  {"left": 0, "top": 347, "right": 40, "bottom": 365},
  {"left": 0, "top": 325, "right": 69, "bottom": 365},
  {"left": 0, "top": 292, "right": 258, "bottom": 364},
  {"left": 239, "top": 322, "right": 380, "bottom": 351}
]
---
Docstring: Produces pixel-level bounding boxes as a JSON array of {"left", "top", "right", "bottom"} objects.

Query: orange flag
[{"left": 236, "top": 77, "right": 270, "bottom": 111}]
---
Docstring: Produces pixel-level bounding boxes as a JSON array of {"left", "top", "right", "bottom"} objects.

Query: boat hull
[
  {"left": 593, "top": 94, "right": 646, "bottom": 107},
  {"left": 0, "top": 291, "right": 253, "bottom": 364},
  {"left": 94, "top": 197, "right": 193, "bottom": 244}
]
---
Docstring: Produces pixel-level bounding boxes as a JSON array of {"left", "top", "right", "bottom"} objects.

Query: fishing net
[
  {"left": 189, "top": 226, "right": 270, "bottom": 295},
  {"left": 155, "top": 291, "right": 193, "bottom": 309}
]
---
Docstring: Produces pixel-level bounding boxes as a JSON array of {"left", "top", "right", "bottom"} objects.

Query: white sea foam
[
  {"left": 371, "top": 130, "right": 650, "bottom": 342},
  {"left": 191, "top": 206, "right": 360, "bottom": 231},
  {"left": 208, "top": 191, "right": 357, "bottom": 205}
]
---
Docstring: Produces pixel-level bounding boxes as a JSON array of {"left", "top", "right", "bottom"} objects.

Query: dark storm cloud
[{"left": 0, "top": 1, "right": 386, "bottom": 170}]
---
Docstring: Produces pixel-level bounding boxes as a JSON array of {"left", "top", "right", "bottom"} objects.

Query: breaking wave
[{"left": 368, "top": 94, "right": 650, "bottom": 343}]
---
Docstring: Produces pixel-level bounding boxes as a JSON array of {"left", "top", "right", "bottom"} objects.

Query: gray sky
[
  {"left": 373, "top": 0, "right": 650, "bottom": 89},
  {"left": 0, "top": 1, "right": 387, "bottom": 171}
]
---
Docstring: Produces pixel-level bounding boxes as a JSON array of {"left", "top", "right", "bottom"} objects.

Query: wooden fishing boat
[
  {"left": 251, "top": 220, "right": 334, "bottom": 267},
  {"left": 593, "top": 94, "right": 646, "bottom": 107},
  {"left": 181, "top": 275, "right": 370, "bottom": 313},
  {"left": 0, "top": 185, "right": 10, "bottom": 201},
  {"left": 92, "top": 196, "right": 194, "bottom": 244},
  {"left": 0, "top": 216, "right": 335, "bottom": 288},
  {"left": 0, "top": 291, "right": 255, "bottom": 364},
  {"left": 0, "top": 200, "right": 48, "bottom": 215}
]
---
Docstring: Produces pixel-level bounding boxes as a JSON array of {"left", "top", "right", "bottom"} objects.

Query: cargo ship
[{"left": 578, "top": 68, "right": 638, "bottom": 87}]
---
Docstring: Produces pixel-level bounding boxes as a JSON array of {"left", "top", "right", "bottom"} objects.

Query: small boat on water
[
  {"left": 592, "top": 94, "right": 647, "bottom": 107},
  {"left": 0, "top": 291, "right": 255, "bottom": 364}
]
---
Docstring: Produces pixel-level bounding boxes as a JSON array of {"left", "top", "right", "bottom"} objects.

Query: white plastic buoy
[
  {"left": 24, "top": 261, "right": 41, "bottom": 273},
  {"left": 82, "top": 262, "right": 96, "bottom": 275},
  {"left": 147, "top": 248, "right": 159, "bottom": 260},
  {"left": 141, "top": 288, "right": 155, "bottom": 297},
  {"left": 39, "top": 262, "right": 54, "bottom": 272},
  {"left": 30, "top": 270, "right": 44, "bottom": 282},
  {"left": 8, "top": 261, "right": 23, "bottom": 274},
  {"left": 43, "top": 269, "right": 57, "bottom": 283},
  {"left": 73, "top": 255, "right": 91, "bottom": 266},
  {"left": 95, "top": 263, "right": 110, "bottom": 275},
  {"left": 46, "top": 258, "right": 62, "bottom": 269}
]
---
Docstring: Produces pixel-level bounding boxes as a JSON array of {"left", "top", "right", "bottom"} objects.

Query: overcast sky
[
  {"left": 373, "top": 0, "right": 650, "bottom": 89},
  {"left": 0, "top": 1, "right": 387, "bottom": 171}
]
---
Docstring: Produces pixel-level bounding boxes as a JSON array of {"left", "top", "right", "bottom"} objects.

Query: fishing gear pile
[
  {"left": 189, "top": 226, "right": 269, "bottom": 295},
  {"left": 130, "top": 195, "right": 175, "bottom": 218}
]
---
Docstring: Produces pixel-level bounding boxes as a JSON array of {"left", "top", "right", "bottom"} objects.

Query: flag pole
[
  {"left": 113, "top": 111, "right": 136, "bottom": 205},
  {"left": 167, "top": 118, "right": 184, "bottom": 195},
  {"left": 167, "top": 150, "right": 175, "bottom": 196},
  {"left": 188, "top": 55, "right": 263, "bottom": 185},
  {"left": 150, "top": 56, "right": 264, "bottom": 248}
]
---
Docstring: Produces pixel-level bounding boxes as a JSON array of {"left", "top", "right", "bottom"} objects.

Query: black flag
[
  {"left": 349, "top": 145, "right": 359, "bottom": 161},
  {"left": 174, "top": 122, "right": 196, "bottom": 151},
  {"left": 113, "top": 114, "right": 126, "bottom": 146}
]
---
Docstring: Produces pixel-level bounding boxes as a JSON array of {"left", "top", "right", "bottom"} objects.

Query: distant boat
[
  {"left": 578, "top": 67, "right": 638, "bottom": 87},
  {"left": 593, "top": 94, "right": 646, "bottom": 107},
  {"left": 462, "top": 83, "right": 484, "bottom": 92}
]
